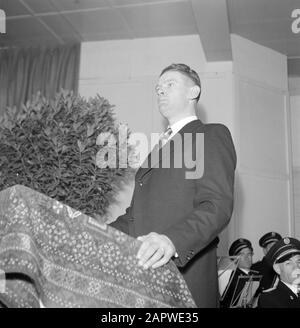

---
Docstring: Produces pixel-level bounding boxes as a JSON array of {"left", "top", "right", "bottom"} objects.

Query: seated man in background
[
  {"left": 257, "top": 237, "right": 300, "bottom": 308},
  {"left": 220, "top": 238, "right": 257, "bottom": 308},
  {"left": 251, "top": 232, "right": 282, "bottom": 295}
]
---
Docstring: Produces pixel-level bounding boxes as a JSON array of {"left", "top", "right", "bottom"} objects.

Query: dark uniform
[
  {"left": 251, "top": 232, "right": 282, "bottom": 294},
  {"left": 258, "top": 281, "right": 300, "bottom": 308},
  {"left": 251, "top": 257, "right": 277, "bottom": 294},
  {"left": 220, "top": 238, "right": 256, "bottom": 308},
  {"left": 257, "top": 237, "right": 300, "bottom": 308}
]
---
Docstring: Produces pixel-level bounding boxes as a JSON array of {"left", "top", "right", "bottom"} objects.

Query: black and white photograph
[{"left": 0, "top": 0, "right": 300, "bottom": 313}]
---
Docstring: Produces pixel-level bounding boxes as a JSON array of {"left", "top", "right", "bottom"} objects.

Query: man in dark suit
[
  {"left": 251, "top": 232, "right": 282, "bottom": 295},
  {"left": 258, "top": 237, "right": 300, "bottom": 308},
  {"left": 110, "top": 63, "right": 236, "bottom": 307}
]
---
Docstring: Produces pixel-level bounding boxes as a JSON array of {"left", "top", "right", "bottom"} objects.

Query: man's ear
[
  {"left": 188, "top": 85, "right": 201, "bottom": 100},
  {"left": 273, "top": 263, "right": 281, "bottom": 275}
]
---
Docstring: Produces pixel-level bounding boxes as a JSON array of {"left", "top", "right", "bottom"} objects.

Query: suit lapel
[{"left": 136, "top": 119, "right": 204, "bottom": 182}]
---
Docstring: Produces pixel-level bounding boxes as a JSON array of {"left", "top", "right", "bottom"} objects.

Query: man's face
[
  {"left": 274, "top": 254, "right": 300, "bottom": 285},
  {"left": 238, "top": 247, "right": 253, "bottom": 270},
  {"left": 155, "top": 70, "right": 193, "bottom": 119}
]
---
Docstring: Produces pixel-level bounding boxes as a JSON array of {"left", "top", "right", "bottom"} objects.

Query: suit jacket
[
  {"left": 258, "top": 281, "right": 300, "bottom": 308},
  {"left": 110, "top": 119, "right": 237, "bottom": 307}
]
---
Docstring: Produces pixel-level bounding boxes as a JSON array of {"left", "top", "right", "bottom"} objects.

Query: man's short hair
[{"left": 160, "top": 63, "right": 201, "bottom": 102}]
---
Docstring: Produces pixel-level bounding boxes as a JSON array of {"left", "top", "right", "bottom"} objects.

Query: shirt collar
[
  {"left": 168, "top": 116, "right": 198, "bottom": 139},
  {"left": 239, "top": 268, "right": 250, "bottom": 275}
]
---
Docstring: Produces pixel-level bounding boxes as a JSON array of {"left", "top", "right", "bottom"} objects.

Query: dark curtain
[{"left": 0, "top": 43, "right": 81, "bottom": 114}]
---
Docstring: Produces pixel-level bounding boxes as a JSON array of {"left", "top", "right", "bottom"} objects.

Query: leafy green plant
[{"left": 0, "top": 90, "right": 134, "bottom": 220}]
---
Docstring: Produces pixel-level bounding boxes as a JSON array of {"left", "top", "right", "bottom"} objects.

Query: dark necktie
[{"left": 159, "top": 126, "right": 172, "bottom": 148}]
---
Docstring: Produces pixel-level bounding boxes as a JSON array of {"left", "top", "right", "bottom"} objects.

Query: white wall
[
  {"left": 78, "top": 35, "right": 236, "bottom": 256},
  {"left": 231, "top": 34, "right": 292, "bottom": 262},
  {"left": 289, "top": 77, "right": 300, "bottom": 240}
]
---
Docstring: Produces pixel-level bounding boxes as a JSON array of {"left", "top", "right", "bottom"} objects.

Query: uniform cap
[
  {"left": 229, "top": 238, "right": 253, "bottom": 257},
  {"left": 259, "top": 232, "right": 282, "bottom": 248},
  {"left": 265, "top": 237, "right": 300, "bottom": 266}
]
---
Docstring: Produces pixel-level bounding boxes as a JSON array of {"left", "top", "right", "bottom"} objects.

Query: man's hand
[{"left": 136, "top": 232, "right": 176, "bottom": 269}]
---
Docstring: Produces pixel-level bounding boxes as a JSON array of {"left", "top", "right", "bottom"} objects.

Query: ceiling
[
  {"left": 227, "top": 0, "right": 300, "bottom": 58},
  {"left": 0, "top": 0, "right": 299, "bottom": 64}
]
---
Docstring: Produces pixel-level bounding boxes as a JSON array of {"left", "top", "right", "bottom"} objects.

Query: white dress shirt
[
  {"left": 167, "top": 115, "right": 198, "bottom": 141},
  {"left": 240, "top": 268, "right": 250, "bottom": 275}
]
